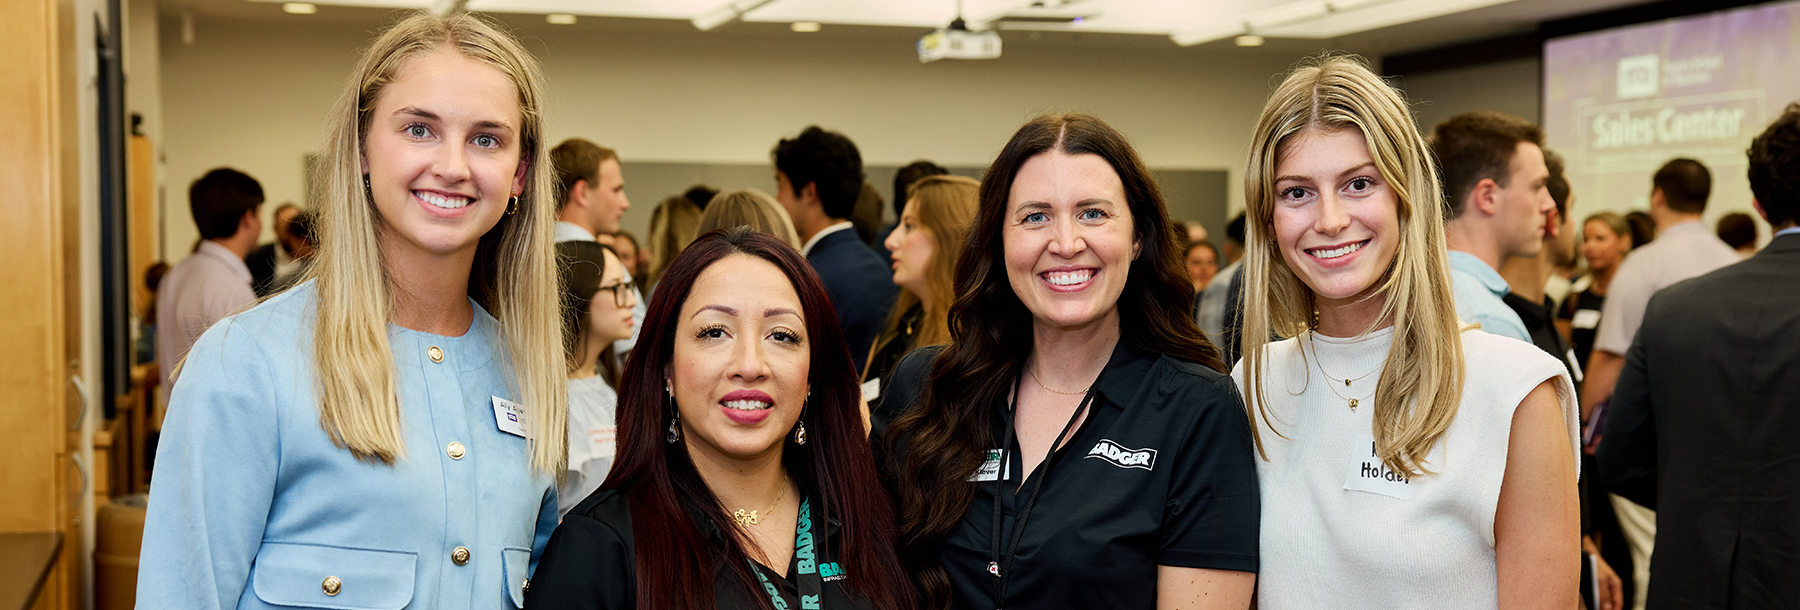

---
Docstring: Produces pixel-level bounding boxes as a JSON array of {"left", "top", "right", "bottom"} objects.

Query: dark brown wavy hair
[
  {"left": 881, "top": 113, "right": 1223, "bottom": 608},
  {"left": 604, "top": 228, "right": 913, "bottom": 610}
]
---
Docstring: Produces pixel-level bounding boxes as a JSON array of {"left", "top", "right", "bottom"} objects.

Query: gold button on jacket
[
  {"left": 428, "top": 346, "right": 444, "bottom": 363},
  {"left": 447, "top": 442, "right": 466, "bottom": 460},
  {"left": 322, "top": 576, "right": 341, "bottom": 596},
  {"left": 452, "top": 546, "right": 470, "bottom": 565}
]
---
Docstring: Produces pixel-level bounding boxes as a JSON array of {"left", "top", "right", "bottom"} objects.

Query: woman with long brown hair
[
  {"left": 527, "top": 228, "right": 913, "bottom": 610},
  {"left": 862, "top": 174, "right": 979, "bottom": 404},
  {"left": 875, "top": 114, "right": 1258, "bottom": 610}
]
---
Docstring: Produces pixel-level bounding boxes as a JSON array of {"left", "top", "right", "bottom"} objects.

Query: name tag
[
  {"left": 492, "top": 396, "right": 527, "bottom": 438},
  {"left": 1343, "top": 433, "right": 1419, "bottom": 500},
  {"left": 969, "top": 449, "right": 1009, "bottom": 482},
  {"left": 1571, "top": 309, "right": 1601, "bottom": 330},
  {"left": 861, "top": 378, "right": 881, "bottom": 402}
]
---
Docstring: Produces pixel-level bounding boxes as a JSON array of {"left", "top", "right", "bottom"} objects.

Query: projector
[{"left": 918, "top": 23, "right": 1002, "bottom": 63}]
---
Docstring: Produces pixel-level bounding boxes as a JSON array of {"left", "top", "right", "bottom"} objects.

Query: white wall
[{"left": 156, "top": 13, "right": 1323, "bottom": 257}]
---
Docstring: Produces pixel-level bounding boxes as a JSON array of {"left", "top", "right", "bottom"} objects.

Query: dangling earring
[
  {"left": 507, "top": 194, "right": 519, "bottom": 215},
  {"left": 665, "top": 385, "right": 680, "bottom": 443},
  {"left": 362, "top": 174, "right": 373, "bottom": 201},
  {"left": 793, "top": 391, "right": 809, "bottom": 445}
]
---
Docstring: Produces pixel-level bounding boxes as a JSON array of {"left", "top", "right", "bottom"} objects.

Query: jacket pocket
[
  {"left": 251, "top": 541, "right": 417, "bottom": 609},
  {"left": 501, "top": 546, "right": 532, "bottom": 608}
]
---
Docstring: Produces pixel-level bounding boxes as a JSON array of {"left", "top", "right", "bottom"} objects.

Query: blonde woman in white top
[{"left": 1231, "top": 54, "right": 1580, "bottom": 609}]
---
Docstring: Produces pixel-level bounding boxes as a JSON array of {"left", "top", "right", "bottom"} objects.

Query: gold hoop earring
[{"left": 507, "top": 195, "right": 519, "bottom": 215}]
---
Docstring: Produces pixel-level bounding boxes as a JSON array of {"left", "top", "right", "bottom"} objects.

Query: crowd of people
[{"left": 132, "top": 10, "right": 1799, "bottom": 610}]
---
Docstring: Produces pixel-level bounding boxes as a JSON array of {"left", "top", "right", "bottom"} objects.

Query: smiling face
[
  {"left": 586, "top": 248, "right": 637, "bottom": 347},
  {"left": 884, "top": 197, "right": 936, "bottom": 301},
  {"left": 1003, "top": 151, "right": 1140, "bottom": 331},
  {"left": 1270, "top": 128, "right": 1402, "bottom": 315},
  {"left": 363, "top": 49, "right": 526, "bottom": 261},
  {"left": 668, "top": 254, "right": 810, "bottom": 464}
]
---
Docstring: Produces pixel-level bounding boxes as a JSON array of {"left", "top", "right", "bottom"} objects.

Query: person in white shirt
[
  {"left": 551, "top": 138, "right": 646, "bottom": 357},
  {"left": 154, "top": 167, "right": 264, "bottom": 424},
  {"left": 1579, "top": 157, "right": 1740, "bottom": 610},
  {"left": 554, "top": 240, "right": 637, "bottom": 518},
  {"left": 1233, "top": 54, "right": 1579, "bottom": 609}
]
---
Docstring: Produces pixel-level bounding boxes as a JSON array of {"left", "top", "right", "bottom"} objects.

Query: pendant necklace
[
  {"left": 731, "top": 476, "right": 787, "bottom": 527},
  {"left": 1309, "top": 331, "right": 1381, "bottom": 411}
]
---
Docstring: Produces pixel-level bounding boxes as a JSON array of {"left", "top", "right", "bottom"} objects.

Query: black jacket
[
  {"left": 806, "top": 228, "right": 897, "bottom": 376},
  {"left": 1600, "top": 233, "right": 1800, "bottom": 609}
]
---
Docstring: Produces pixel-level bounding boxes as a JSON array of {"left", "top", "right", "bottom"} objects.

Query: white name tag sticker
[
  {"left": 969, "top": 449, "right": 1009, "bottom": 482},
  {"left": 492, "top": 396, "right": 527, "bottom": 438},
  {"left": 1571, "top": 309, "right": 1601, "bottom": 330},
  {"left": 861, "top": 378, "right": 881, "bottom": 402},
  {"left": 1344, "top": 434, "right": 1417, "bottom": 500}
]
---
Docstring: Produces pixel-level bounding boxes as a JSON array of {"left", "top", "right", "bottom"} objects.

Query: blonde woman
[
  {"left": 139, "top": 13, "right": 564, "bottom": 609},
  {"left": 862, "top": 174, "right": 978, "bottom": 401},
  {"left": 1233, "top": 55, "right": 1579, "bottom": 608},
  {"left": 697, "top": 189, "right": 801, "bottom": 247},
  {"left": 645, "top": 194, "right": 703, "bottom": 288}
]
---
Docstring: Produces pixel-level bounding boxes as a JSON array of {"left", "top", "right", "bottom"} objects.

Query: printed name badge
[
  {"left": 968, "top": 449, "right": 1010, "bottom": 482},
  {"left": 1571, "top": 309, "right": 1601, "bottom": 330},
  {"left": 860, "top": 378, "right": 881, "bottom": 402},
  {"left": 1343, "top": 433, "right": 1417, "bottom": 500},
  {"left": 492, "top": 396, "right": 527, "bottom": 438}
]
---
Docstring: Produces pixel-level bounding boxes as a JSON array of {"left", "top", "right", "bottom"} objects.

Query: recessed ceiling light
[
  {"left": 546, "top": 14, "right": 577, "bottom": 25},
  {"left": 791, "top": 21, "right": 822, "bottom": 33},
  {"left": 282, "top": 3, "right": 317, "bottom": 14},
  {"left": 1234, "top": 34, "right": 1265, "bottom": 47}
]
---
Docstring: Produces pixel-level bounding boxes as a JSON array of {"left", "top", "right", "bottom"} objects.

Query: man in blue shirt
[
  {"left": 772, "top": 126, "right": 897, "bottom": 374},
  {"left": 1430, "top": 112, "right": 1557, "bottom": 343}
]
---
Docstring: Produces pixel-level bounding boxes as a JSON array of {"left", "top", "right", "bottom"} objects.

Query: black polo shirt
[
  {"left": 874, "top": 343, "right": 1259, "bottom": 610},
  {"left": 525, "top": 486, "right": 873, "bottom": 610}
]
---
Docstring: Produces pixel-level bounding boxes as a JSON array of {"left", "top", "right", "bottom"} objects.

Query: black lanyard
[
  {"left": 749, "top": 496, "right": 825, "bottom": 610},
  {"left": 988, "top": 374, "right": 1100, "bottom": 610}
]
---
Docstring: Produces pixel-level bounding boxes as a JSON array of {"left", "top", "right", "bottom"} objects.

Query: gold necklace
[
  {"left": 1028, "top": 367, "right": 1089, "bottom": 396},
  {"left": 731, "top": 478, "right": 787, "bottom": 527},
  {"left": 1308, "top": 331, "right": 1380, "bottom": 411}
]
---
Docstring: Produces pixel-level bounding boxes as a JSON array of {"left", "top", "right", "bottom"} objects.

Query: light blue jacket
[{"left": 139, "top": 282, "right": 558, "bottom": 609}]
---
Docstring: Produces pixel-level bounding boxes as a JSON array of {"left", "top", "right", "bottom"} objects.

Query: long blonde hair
[
  {"left": 310, "top": 12, "right": 565, "bottom": 474},
  {"left": 646, "top": 195, "right": 703, "bottom": 286},
  {"left": 1240, "top": 54, "right": 1465, "bottom": 477},
  {"left": 697, "top": 189, "right": 800, "bottom": 247},
  {"left": 867, "top": 174, "right": 979, "bottom": 375}
]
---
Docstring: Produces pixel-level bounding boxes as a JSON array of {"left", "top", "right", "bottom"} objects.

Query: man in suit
[
  {"left": 1600, "top": 102, "right": 1800, "bottom": 609},
  {"left": 245, "top": 202, "right": 300, "bottom": 297},
  {"left": 772, "top": 126, "right": 896, "bottom": 374}
]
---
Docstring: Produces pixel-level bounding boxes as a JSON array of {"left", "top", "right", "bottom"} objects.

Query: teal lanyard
[{"left": 748, "top": 496, "right": 826, "bottom": 610}]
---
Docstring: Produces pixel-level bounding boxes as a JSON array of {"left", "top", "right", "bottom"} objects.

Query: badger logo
[{"left": 1085, "top": 439, "right": 1157, "bottom": 471}]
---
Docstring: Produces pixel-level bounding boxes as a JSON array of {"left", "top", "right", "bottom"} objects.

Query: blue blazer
[
  {"left": 138, "top": 282, "right": 558, "bottom": 609},
  {"left": 806, "top": 227, "right": 898, "bottom": 374}
]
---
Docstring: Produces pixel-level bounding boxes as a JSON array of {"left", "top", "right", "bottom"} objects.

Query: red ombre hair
[{"left": 602, "top": 227, "right": 913, "bottom": 610}]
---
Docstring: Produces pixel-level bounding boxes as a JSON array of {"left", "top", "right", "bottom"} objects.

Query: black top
[
  {"left": 806, "top": 229, "right": 899, "bottom": 375},
  {"left": 1503, "top": 292, "right": 1580, "bottom": 381},
  {"left": 246, "top": 242, "right": 280, "bottom": 297},
  {"left": 1558, "top": 289, "right": 1605, "bottom": 372},
  {"left": 873, "top": 343, "right": 1259, "bottom": 610},
  {"left": 861, "top": 302, "right": 924, "bottom": 411},
  {"left": 525, "top": 487, "right": 872, "bottom": 610}
]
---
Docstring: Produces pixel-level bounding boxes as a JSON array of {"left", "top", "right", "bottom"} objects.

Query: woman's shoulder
[
  {"left": 1457, "top": 328, "right": 1571, "bottom": 416},
  {"left": 565, "top": 487, "right": 633, "bottom": 529}
]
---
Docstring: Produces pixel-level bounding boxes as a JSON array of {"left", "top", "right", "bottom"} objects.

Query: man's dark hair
[
  {"left": 1716, "top": 212, "right": 1756, "bottom": 250},
  {"left": 1652, "top": 158, "right": 1711, "bottom": 214},
  {"left": 1626, "top": 210, "right": 1656, "bottom": 249},
  {"left": 892, "top": 160, "right": 948, "bottom": 218},
  {"left": 1429, "top": 111, "right": 1546, "bottom": 220},
  {"left": 190, "top": 168, "right": 264, "bottom": 240},
  {"left": 1544, "top": 148, "right": 1570, "bottom": 217},
  {"left": 683, "top": 185, "right": 718, "bottom": 211},
  {"left": 772, "top": 126, "right": 864, "bottom": 219},
  {"left": 1747, "top": 102, "right": 1800, "bottom": 227},
  {"left": 1226, "top": 213, "right": 1247, "bottom": 246},
  {"left": 550, "top": 138, "right": 618, "bottom": 210}
]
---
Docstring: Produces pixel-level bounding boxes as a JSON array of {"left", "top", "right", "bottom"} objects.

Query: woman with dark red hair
[{"left": 526, "top": 227, "right": 914, "bottom": 610}]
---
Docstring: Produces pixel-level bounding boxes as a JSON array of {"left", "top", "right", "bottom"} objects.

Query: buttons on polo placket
[{"left": 428, "top": 346, "right": 444, "bottom": 363}]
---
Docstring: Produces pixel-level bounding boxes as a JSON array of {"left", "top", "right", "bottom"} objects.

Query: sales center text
[{"left": 1591, "top": 105, "right": 1747, "bottom": 150}]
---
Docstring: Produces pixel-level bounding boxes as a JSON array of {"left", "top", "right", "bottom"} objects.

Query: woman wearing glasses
[{"left": 557, "top": 240, "right": 639, "bottom": 517}]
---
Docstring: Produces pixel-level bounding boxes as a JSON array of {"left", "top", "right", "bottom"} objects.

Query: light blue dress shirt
[
  {"left": 1446, "top": 250, "right": 1532, "bottom": 343},
  {"left": 139, "top": 281, "right": 558, "bottom": 609}
]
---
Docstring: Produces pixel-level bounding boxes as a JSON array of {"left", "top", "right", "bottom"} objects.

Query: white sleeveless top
[{"left": 1232, "top": 327, "right": 1577, "bottom": 609}]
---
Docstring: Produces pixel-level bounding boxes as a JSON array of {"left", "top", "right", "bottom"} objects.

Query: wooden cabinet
[{"left": 1, "top": 0, "right": 89, "bottom": 607}]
